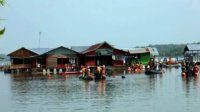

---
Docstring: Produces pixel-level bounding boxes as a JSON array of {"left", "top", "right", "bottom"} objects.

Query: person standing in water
[
  {"left": 95, "top": 66, "right": 102, "bottom": 80},
  {"left": 193, "top": 63, "right": 199, "bottom": 76},
  {"left": 101, "top": 65, "right": 106, "bottom": 79}
]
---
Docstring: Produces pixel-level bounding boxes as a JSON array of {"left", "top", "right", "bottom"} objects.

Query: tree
[
  {"left": 0, "top": 0, "right": 5, "bottom": 36},
  {"left": 0, "top": 0, "right": 5, "bottom": 6}
]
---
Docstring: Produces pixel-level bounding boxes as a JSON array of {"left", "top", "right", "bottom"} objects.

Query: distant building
[
  {"left": 147, "top": 47, "right": 159, "bottom": 57},
  {"left": 128, "top": 48, "right": 150, "bottom": 65},
  {"left": 184, "top": 44, "right": 200, "bottom": 63}
]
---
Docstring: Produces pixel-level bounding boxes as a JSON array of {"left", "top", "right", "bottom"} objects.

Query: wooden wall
[
  {"left": 46, "top": 54, "right": 67, "bottom": 68},
  {"left": 113, "top": 60, "right": 124, "bottom": 66}
]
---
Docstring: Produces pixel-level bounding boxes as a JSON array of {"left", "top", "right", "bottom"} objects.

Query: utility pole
[
  {"left": 39, "top": 31, "right": 41, "bottom": 49},
  {"left": 37, "top": 31, "right": 42, "bottom": 68}
]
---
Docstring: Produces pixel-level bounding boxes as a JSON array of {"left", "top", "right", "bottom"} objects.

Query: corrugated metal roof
[
  {"left": 82, "top": 41, "right": 115, "bottom": 54},
  {"left": 82, "top": 43, "right": 102, "bottom": 54},
  {"left": 8, "top": 47, "right": 38, "bottom": 56},
  {"left": 129, "top": 48, "right": 150, "bottom": 54},
  {"left": 42, "top": 46, "right": 80, "bottom": 55},
  {"left": 30, "top": 48, "right": 53, "bottom": 55},
  {"left": 148, "top": 47, "right": 159, "bottom": 56},
  {"left": 71, "top": 46, "right": 90, "bottom": 53},
  {"left": 187, "top": 44, "right": 200, "bottom": 51}
]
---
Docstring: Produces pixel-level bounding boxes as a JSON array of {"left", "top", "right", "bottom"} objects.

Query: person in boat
[
  {"left": 128, "top": 66, "right": 132, "bottom": 73},
  {"left": 154, "top": 62, "right": 160, "bottom": 71},
  {"left": 131, "top": 63, "right": 135, "bottom": 71},
  {"left": 135, "top": 63, "right": 141, "bottom": 73},
  {"left": 193, "top": 63, "right": 199, "bottom": 76},
  {"left": 148, "top": 58, "right": 154, "bottom": 69},
  {"left": 146, "top": 64, "right": 150, "bottom": 71},
  {"left": 167, "top": 57, "right": 172, "bottom": 65},
  {"left": 86, "top": 66, "right": 95, "bottom": 80},
  {"left": 140, "top": 63, "right": 145, "bottom": 70},
  {"left": 80, "top": 65, "right": 87, "bottom": 78},
  {"left": 159, "top": 62, "right": 163, "bottom": 71}
]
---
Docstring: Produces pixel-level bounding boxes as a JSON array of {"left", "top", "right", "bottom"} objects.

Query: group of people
[
  {"left": 166, "top": 57, "right": 178, "bottom": 65},
  {"left": 80, "top": 65, "right": 106, "bottom": 80},
  {"left": 147, "top": 58, "right": 163, "bottom": 71},
  {"left": 128, "top": 63, "right": 144, "bottom": 73},
  {"left": 181, "top": 61, "right": 199, "bottom": 76}
]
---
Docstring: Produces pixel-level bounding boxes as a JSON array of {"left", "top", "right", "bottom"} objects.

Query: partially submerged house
[
  {"left": 82, "top": 41, "right": 128, "bottom": 66},
  {"left": 184, "top": 44, "right": 200, "bottom": 63}
]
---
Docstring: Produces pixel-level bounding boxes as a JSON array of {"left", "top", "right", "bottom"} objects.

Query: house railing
[{"left": 10, "top": 64, "right": 31, "bottom": 69}]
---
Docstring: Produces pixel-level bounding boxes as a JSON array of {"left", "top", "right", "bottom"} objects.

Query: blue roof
[
  {"left": 30, "top": 48, "right": 53, "bottom": 55},
  {"left": 186, "top": 44, "right": 200, "bottom": 51},
  {"left": 71, "top": 46, "right": 90, "bottom": 53}
]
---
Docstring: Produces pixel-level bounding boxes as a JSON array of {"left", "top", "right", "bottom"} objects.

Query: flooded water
[{"left": 0, "top": 68, "right": 200, "bottom": 112}]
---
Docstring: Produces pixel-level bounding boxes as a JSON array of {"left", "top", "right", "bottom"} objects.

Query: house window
[
  {"left": 13, "top": 59, "right": 23, "bottom": 64},
  {"left": 69, "top": 58, "right": 76, "bottom": 64},
  {"left": 24, "top": 59, "right": 30, "bottom": 64},
  {"left": 113, "top": 55, "right": 123, "bottom": 60},
  {"left": 57, "top": 58, "right": 69, "bottom": 64}
]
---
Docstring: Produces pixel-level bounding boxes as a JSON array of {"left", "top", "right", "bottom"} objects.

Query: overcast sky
[{"left": 0, "top": 0, "right": 200, "bottom": 54}]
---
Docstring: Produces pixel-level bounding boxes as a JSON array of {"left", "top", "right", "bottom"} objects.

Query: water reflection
[
  {"left": 97, "top": 80, "right": 106, "bottom": 96},
  {"left": 182, "top": 76, "right": 199, "bottom": 96},
  {"left": 1, "top": 68, "right": 200, "bottom": 112}
]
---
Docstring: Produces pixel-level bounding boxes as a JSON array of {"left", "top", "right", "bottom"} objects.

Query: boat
[
  {"left": 79, "top": 75, "right": 106, "bottom": 81},
  {"left": 163, "top": 63, "right": 180, "bottom": 68},
  {"left": 145, "top": 69, "right": 163, "bottom": 75},
  {"left": 94, "top": 75, "right": 106, "bottom": 81},
  {"left": 60, "top": 71, "right": 81, "bottom": 75},
  {"left": 79, "top": 75, "right": 94, "bottom": 81}
]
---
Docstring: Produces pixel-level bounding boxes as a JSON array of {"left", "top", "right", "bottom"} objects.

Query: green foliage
[
  {"left": 0, "top": 0, "right": 5, "bottom": 36},
  {"left": 0, "top": 27, "right": 5, "bottom": 36},
  {"left": 0, "top": 0, "right": 5, "bottom": 6}
]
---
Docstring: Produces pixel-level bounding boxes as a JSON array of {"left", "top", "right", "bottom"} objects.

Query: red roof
[{"left": 82, "top": 41, "right": 114, "bottom": 54}]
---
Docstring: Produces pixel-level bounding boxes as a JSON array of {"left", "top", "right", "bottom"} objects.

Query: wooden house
[
  {"left": 82, "top": 41, "right": 128, "bottom": 66},
  {"left": 184, "top": 44, "right": 200, "bottom": 63},
  {"left": 7, "top": 47, "right": 38, "bottom": 70},
  {"left": 38, "top": 46, "right": 81, "bottom": 69}
]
